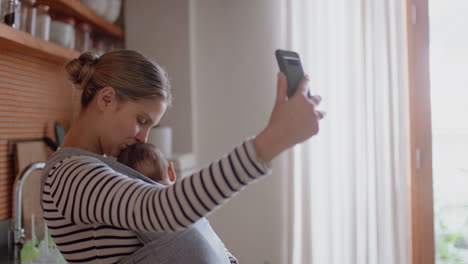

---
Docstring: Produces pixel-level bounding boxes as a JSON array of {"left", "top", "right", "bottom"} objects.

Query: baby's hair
[{"left": 117, "top": 143, "right": 167, "bottom": 182}]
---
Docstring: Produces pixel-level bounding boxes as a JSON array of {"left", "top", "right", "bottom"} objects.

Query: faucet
[{"left": 9, "top": 162, "right": 46, "bottom": 260}]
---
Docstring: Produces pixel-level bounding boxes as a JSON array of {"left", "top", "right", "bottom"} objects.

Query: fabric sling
[{"left": 40, "top": 147, "right": 233, "bottom": 264}]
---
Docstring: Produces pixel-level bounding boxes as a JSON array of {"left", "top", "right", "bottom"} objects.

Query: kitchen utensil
[
  {"left": 42, "top": 137, "right": 57, "bottom": 151},
  {"left": 54, "top": 122, "right": 65, "bottom": 147}
]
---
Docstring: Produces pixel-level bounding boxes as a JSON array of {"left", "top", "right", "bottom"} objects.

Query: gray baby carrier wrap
[{"left": 41, "top": 148, "right": 232, "bottom": 264}]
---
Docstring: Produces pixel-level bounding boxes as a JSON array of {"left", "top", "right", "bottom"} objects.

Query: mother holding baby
[{"left": 40, "top": 49, "right": 324, "bottom": 264}]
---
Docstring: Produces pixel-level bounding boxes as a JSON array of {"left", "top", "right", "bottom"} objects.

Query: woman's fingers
[
  {"left": 315, "top": 110, "right": 326, "bottom": 120},
  {"left": 290, "top": 74, "right": 325, "bottom": 121},
  {"left": 308, "top": 95, "right": 322, "bottom": 107},
  {"left": 294, "top": 75, "right": 310, "bottom": 97},
  {"left": 276, "top": 72, "right": 288, "bottom": 104},
  {"left": 310, "top": 95, "right": 325, "bottom": 120}
]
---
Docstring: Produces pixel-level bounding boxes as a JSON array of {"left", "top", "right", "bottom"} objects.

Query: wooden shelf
[
  {"left": 0, "top": 24, "right": 80, "bottom": 63},
  {"left": 37, "top": 0, "right": 124, "bottom": 39}
]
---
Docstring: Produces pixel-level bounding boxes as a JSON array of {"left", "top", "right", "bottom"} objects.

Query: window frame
[{"left": 406, "top": 0, "right": 435, "bottom": 263}]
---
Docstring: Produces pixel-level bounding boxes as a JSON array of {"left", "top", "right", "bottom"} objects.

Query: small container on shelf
[
  {"left": 92, "top": 34, "right": 124, "bottom": 53},
  {"left": 75, "top": 22, "right": 92, "bottom": 52},
  {"left": 50, "top": 16, "right": 75, "bottom": 50},
  {"left": 35, "top": 4, "right": 50, "bottom": 41},
  {"left": 19, "top": 0, "right": 35, "bottom": 35},
  {"left": 2, "top": 0, "right": 21, "bottom": 28},
  {"left": 92, "top": 36, "right": 104, "bottom": 52}
]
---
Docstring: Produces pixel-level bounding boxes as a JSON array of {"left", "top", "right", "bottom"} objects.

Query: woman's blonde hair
[{"left": 65, "top": 50, "right": 172, "bottom": 108}]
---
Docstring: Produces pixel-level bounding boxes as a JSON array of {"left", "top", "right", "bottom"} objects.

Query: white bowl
[
  {"left": 104, "top": 0, "right": 122, "bottom": 23},
  {"left": 80, "top": 0, "right": 107, "bottom": 17},
  {"left": 50, "top": 20, "right": 75, "bottom": 50}
]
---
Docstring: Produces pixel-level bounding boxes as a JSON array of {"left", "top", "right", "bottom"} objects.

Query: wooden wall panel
[{"left": 0, "top": 49, "right": 76, "bottom": 221}]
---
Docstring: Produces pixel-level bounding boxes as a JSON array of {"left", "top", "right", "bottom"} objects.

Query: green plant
[{"left": 436, "top": 217, "right": 465, "bottom": 264}]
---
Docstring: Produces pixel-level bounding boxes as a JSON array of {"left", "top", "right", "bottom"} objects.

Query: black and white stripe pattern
[{"left": 42, "top": 139, "right": 271, "bottom": 263}]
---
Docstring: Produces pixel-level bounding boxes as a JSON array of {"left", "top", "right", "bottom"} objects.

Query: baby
[
  {"left": 117, "top": 142, "right": 176, "bottom": 186},
  {"left": 117, "top": 142, "right": 239, "bottom": 264}
]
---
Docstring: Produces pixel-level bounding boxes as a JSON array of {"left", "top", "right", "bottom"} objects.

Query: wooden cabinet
[
  {"left": 0, "top": 0, "right": 125, "bottom": 222},
  {"left": 0, "top": 0, "right": 125, "bottom": 62},
  {"left": 36, "top": 0, "right": 124, "bottom": 39},
  {"left": 0, "top": 23, "right": 79, "bottom": 62}
]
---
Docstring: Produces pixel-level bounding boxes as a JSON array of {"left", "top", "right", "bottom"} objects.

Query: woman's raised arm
[{"left": 254, "top": 72, "right": 324, "bottom": 163}]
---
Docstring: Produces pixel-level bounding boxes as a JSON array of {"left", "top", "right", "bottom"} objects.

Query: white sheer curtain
[{"left": 283, "top": 0, "right": 410, "bottom": 263}]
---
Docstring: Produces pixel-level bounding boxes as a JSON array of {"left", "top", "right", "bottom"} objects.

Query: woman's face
[{"left": 100, "top": 97, "right": 167, "bottom": 158}]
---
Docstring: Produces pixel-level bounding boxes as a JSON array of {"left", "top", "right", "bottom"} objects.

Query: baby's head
[{"left": 117, "top": 143, "right": 176, "bottom": 186}]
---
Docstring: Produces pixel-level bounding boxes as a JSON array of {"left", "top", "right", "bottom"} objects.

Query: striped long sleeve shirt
[{"left": 41, "top": 138, "right": 271, "bottom": 263}]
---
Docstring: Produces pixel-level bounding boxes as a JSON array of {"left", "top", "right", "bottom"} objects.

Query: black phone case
[{"left": 275, "top": 49, "right": 304, "bottom": 98}]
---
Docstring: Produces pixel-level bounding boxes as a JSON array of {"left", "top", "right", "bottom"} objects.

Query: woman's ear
[
  {"left": 168, "top": 162, "right": 177, "bottom": 183},
  {"left": 96, "top": 87, "right": 118, "bottom": 111}
]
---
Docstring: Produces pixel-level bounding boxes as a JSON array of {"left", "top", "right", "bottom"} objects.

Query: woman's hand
[{"left": 253, "top": 72, "right": 324, "bottom": 164}]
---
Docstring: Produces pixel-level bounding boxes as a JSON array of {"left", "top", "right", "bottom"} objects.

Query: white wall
[
  {"left": 126, "top": 1, "right": 289, "bottom": 263},
  {"left": 125, "top": 0, "right": 193, "bottom": 154},
  {"left": 190, "top": 1, "right": 288, "bottom": 264}
]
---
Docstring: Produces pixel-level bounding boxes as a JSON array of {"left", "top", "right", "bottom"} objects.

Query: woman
[{"left": 40, "top": 50, "right": 323, "bottom": 263}]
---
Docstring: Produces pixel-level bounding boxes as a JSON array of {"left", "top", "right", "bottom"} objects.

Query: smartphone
[{"left": 275, "top": 49, "right": 304, "bottom": 98}]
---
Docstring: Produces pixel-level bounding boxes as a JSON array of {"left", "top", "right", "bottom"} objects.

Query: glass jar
[
  {"left": 92, "top": 35, "right": 107, "bottom": 52},
  {"left": 2, "top": 0, "right": 21, "bottom": 29},
  {"left": 50, "top": 17, "right": 75, "bottom": 50},
  {"left": 19, "top": 0, "right": 36, "bottom": 35},
  {"left": 35, "top": 5, "right": 50, "bottom": 40},
  {"left": 75, "top": 22, "right": 92, "bottom": 52}
]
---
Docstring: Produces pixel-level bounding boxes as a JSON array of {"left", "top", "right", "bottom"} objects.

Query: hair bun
[
  {"left": 65, "top": 51, "right": 101, "bottom": 87},
  {"left": 78, "top": 52, "right": 100, "bottom": 65}
]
